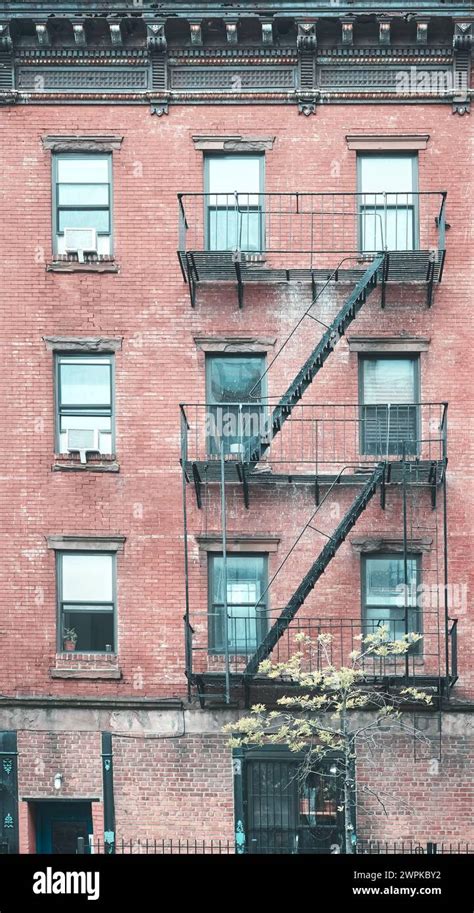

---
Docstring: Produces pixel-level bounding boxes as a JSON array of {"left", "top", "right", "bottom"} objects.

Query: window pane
[
  {"left": 359, "top": 155, "right": 414, "bottom": 194},
  {"left": 362, "top": 359, "right": 416, "bottom": 405},
  {"left": 58, "top": 184, "right": 109, "bottom": 206},
  {"left": 62, "top": 609, "right": 114, "bottom": 652},
  {"left": 208, "top": 208, "right": 262, "bottom": 251},
  {"left": 208, "top": 356, "right": 263, "bottom": 403},
  {"left": 365, "top": 557, "right": 418, "bottom": 606},
  {"left": 59, "top": 209, "right": 110, "bottom": 233},
  {"left": 360, "top": 207, "right": 414, "bottom": 251},
  {"left": 208, "top": 156, "right": 261, "bottom": 195},
  {"left": 364, "top": 609, "right": 419, "bottom": 642},
  {"left": 61, "top": 554, "right": 113, "bottom": 602},
  {"left": 60, "top": 415, "right": 112, "bottom": 432},
  {"left": 210, "top": 555, "right": 266, "bottom": 652},
  {"left": 60, "top": 362, "right": 112, "bottom": 407},
  {"left": 57, "top": 156, "right": 109, "bottom": 183}
]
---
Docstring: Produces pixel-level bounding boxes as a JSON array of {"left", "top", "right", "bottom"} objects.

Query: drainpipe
[{"left": 101, "top": 732, "right": 115, "bottom": 854}]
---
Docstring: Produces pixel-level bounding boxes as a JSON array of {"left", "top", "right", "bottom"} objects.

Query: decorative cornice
[
  {"left": 192, "top": 134, "right": 275, "bottom": 151},
  {"left": 347, "top": 336, "right": 431, "bottom": 352},
  {"left": 43, "top": 336, "right": 123, "bottom": 353},
  {"left": 196, "top": 535, "right": 280, "bottom": 553},
  {"left": 194, "top": 336, "right": 276, "bottom": 352},
  {"left": 351, "top": 536, "right": 432, "bottom": 553},
  {"left": 46, "top": 535, "right": 126, "bottom": 552},
  {"left": 42, "top": 134, "right": 123, "bottom": 152},
  {"left": 346, "top": 134, "right": 430, "bottom": 150}
]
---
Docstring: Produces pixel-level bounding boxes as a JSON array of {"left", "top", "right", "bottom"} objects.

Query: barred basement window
[
  {"left": 359, "top": 355, "right": 419, "bottom": 457},
  {"left": 208, "top": 554, "right": 268, "bottom": 654},
  {"left": 56, "top": 354, "right": 114, "bottom": 457},
  {"left": 53, "top": 153, "right": 112, "bottom": 256},
  {"left": 57, "top": 552, "right": 116, "bottom": 653},
  {"left": 205, "top": 154, "right": 264, "bottom": 252}
]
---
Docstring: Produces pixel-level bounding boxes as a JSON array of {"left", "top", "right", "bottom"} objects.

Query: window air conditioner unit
[
  {"left": 66, "top": 428, "right": 100, "bottom": 464},
  {"left": 64, "top": 228, "right": 98, "bottom": 263}
]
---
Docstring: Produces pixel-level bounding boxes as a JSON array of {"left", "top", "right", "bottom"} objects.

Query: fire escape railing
[
  {"left": 185, "top": 613, "right": 458, "bottom": 686},
  {"left": 178, "top": 191, "right": 447, "bottom": 258},
  {"left": 180, "top": 402, "right": 448, "bottom": 473}
]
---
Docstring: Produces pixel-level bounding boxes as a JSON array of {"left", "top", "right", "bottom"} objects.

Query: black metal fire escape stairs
[
  {"left": 247, "top": 254, "right": 385, "bottom": 466},
  {"left": 245, "top": 462, "right": 386, "bottom": 675}
]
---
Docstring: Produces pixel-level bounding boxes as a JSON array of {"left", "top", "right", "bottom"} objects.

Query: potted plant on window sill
[{"left": 63, "top": 628, "right": 78, "bottom": 653}]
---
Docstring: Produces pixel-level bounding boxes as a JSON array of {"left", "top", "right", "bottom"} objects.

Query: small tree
[{"left": 224, "top": 626, "right": 433, "bottom": 854}]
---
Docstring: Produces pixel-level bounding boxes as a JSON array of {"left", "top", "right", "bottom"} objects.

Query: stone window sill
[
  {"left": 51, "top": 653, "right": 121, "bottom": 680},
  {"left": 52, "top": 454, "right": 119, "bottom": 473},
  {"left": 47, "top": 257, "right": 119, "bottom": 274}
]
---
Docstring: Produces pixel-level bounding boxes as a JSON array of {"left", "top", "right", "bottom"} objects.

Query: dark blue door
[{"left": 36, "top": 802, "right": 93, "bottom": 854}]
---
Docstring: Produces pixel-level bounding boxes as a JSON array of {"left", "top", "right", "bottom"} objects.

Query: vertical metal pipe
[
  {"left": 221, "top": 441, "right": 230, "bottom": 704},
  {"left": 101, "top": 732, "right": 115, "bottom": 855},
  {"left": 443, "top": 468, "right": 450, "bottom": 689},
  {"left": 182, "top": 432, "right": 192, "bottom": 702},
  {"left": 402, "top": 449, "right": 409, "bottom": 681}
]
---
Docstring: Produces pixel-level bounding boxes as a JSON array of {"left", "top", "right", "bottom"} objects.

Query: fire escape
[{"left": 178, "top": 189, "right": 457, "bottom": 710}]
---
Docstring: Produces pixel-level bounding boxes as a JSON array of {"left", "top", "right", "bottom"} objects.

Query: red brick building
[{"left": 0, "top": 0, "right": 472, "bottom": 855}]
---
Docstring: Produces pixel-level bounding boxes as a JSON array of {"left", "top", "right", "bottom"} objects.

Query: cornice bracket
[
  {"left": 35, "top": 23, "right": 50, "bottom": 47},
  {"left": 297, "top": 22, "right": 317, "bottom": 52},
  {"left": 147, "top": 22, "right": 167, "bottom": 51}
]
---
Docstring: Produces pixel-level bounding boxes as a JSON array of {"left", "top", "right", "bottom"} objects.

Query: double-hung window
[
  {"left": 360, "top": 355, "right": 419, "bottom": 457},
  {"left": 358, "top": 153, "right": 418, "bottom": 252},
  {"left": 56, "top": 354, "right": 114, "bottom": 456},
  {"left": 205, "top": 154, "right": 264, "bottom": 252},
  {"left": 53, "top": 154, "right": 112, "bottom": 255},
  {"left": 208, "top": 554, "right": 267, "bottom": 654},
  {"left": 57, "top": 552, "right": 116, "bottom": 653},
  {"left": 362, "top": 554, "right": 421, "bottom": 651},
  {"left": 206, "top": 354, "right": 265, "bottom": 457}
]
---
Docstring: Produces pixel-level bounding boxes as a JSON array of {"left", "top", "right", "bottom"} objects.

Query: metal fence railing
[{"left": 74, "top": 837, "right": 474, "bottom": 855}]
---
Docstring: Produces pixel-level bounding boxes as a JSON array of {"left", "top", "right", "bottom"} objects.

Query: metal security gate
[
  {"left": 0, "top": 732, "right": 18, "bottom": 854},
  {"left": 244, "top": 753, "right": 344, "bottom": 855}
]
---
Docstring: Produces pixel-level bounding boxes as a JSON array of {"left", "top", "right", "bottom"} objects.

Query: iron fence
[
  {"left": 75, "top": 837, "right": 474, "bottom": 855},
  {"left": 356, "top": 840, "right": 474, "bottom": 855}
]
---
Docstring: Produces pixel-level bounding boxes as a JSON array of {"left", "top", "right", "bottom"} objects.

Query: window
[
  {"left": 56, "top": 354, "right": 114, "bottom": 455},
  {"left": 245, "top": 753, "right": 344, "bottom": 855},
  {"left": 57, "top": 552, "right": 115, "bottom": 652},
  {"left": 358, "top": 153, "right": 418, "bottom": 251},
  {"left": 208, "top": 554, "right": 267, "bottom": 653},
  {"left": 362, "top": 554, "right": 421, "bottom": 650},
  {"left": 53, "top": 154, "right": 112, "bottom": 255},
  {"left": 206, "top": 354, "right": 265, "bottom": 456},
  {"left": 359, "top": 355, "right": 419, "bottom": 456},
  {"left": 205, "top": 154, "right": 264, "bottom": 252}
]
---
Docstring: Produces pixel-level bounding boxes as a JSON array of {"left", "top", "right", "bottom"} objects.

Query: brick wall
[
  {"left": 0, "top": 102, "right": 471, "bottom": 701},
  {"left": 0, "top": 99, "right": 472, "bottom": 846},
  {"left": 112, "top": 733, "right": 234, "bottom": 842}
]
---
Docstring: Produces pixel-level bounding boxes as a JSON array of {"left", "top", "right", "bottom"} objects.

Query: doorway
[{"left": 35, "top": 801, "right": 93, "bottom": 854}]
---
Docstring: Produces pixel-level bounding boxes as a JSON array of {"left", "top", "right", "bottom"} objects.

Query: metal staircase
[
  {"left": 245, "top": 462, "right": 386, "bottom": 675},
  {"left": 248, "top": 254, "right": 385, "bottom": 463}
]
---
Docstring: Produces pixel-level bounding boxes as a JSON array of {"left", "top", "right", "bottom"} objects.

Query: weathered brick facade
[{"left": 0, "top": 1, "right": 472, "bottom": 854}]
